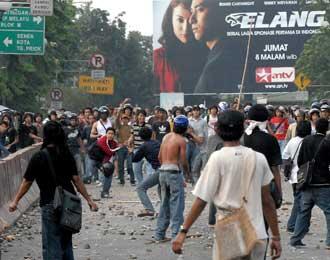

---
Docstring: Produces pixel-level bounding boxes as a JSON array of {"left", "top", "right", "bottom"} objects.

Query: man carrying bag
[
  {"left": 172, "top": 110, "right": 281, "bottom": 259},
  {"left": 9, "top": 121, "right": 98, "bottom": 260}
]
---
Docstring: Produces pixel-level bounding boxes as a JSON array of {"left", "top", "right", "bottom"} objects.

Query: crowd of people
[{"left": 2, "top": 98, "right": 330, "bottom": 259}]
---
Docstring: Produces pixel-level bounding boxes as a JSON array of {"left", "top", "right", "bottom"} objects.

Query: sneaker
[
  {"left": 101, "top": 192, "right": 110, "bottom": 198},
  {"left": 96, "top": 182, "right": 103, "bottom": 187},
  {"left": 137, "top": 210, "right": 156, "bottom": 217},
  {"left": 95, "top": 180, "right": 101, "bottom": 185},
  {"left": 287, "top": 228, "right": 294, "bottom": 234},
  {"left": 290, "top": 241, "right": 306, "bottom": 247}
]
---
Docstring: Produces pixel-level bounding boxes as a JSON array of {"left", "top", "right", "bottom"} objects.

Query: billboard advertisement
[{"left": 153, "top": 0, "right": 328, "bottom": 95}]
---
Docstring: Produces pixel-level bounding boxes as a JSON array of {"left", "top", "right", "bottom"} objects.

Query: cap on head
[
  {"left": 174, "top": 115, "right": 189, "bottom": 128},
  {"left": 309, "top": 108, "right": 320, "bottom": 116},
  {"left": 321, "top": 104, "right": 330, "bottom": 112},
  {"left": 218, "top": 101, "right": 229, "bottom": 111}
]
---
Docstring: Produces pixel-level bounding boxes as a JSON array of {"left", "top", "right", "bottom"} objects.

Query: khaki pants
[{"left": 213, "top": 239, "right": 267, "bottom": 260}]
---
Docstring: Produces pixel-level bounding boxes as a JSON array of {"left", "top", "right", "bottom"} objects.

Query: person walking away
[
  {"left": 131, "top": 126, "right": 161, "bottom": 217},
  {"left": 172, "top": 110, "right": 282, "bottom": 260},
  {"left": 154, "top": 115, "right": 190, "bottom": 241},
  {"left": 129, "top": 109, "right": 151, "bottom": 184},
  {"left": 64, "top": 114, "right": 85, "bottom": 178},
  {"left": 97, "top": 127, "right": 119, "bottom": 198},
  {"left": 282, "top": 121, "right": 312, "bottom": 233},
  {"left": 269, "top": 106, "right": 289, "bottom": 154},
  {"left": 9, "top": 121, "right": 98, "bottom": 260},
  {"left": 116, "top": 114, "right": 135, "bottom": 186},
  {"left": 290, "top": 118, "right": 330, "bottom": 248}
]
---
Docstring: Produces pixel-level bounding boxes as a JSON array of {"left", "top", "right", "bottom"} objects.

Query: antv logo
[{"left": 256, "top": 67, "right": 295, "bottom": 83}]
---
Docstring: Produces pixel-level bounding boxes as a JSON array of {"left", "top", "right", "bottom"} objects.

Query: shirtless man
[{"left": 154, "top": 115, "right": 190, "bottom": 241}]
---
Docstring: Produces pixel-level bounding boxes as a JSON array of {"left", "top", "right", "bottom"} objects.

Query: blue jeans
[
  {"left": 287, "top": 184, "right": 302, "bottom": 231},
  {"left": 290, "top": 187, "right": 330, "bottom": 246},
  {"left": 41, "top": 203, "right": 74, "bottom": 260},
  {"left": 133, "top": 148, "right": 144, "bottom": 184},
  {"left": 102, "top": 172, "right": 113, "bottom": 194},
  {"left": 85, "top": 157, "right": 100, "bottom": 182},
  {"left": 155, "top": 171, "right": 185, "bottom": 240},
  {"left": 145, "top": 161, "right": 155, "bottom": 176},
  {"left": 136, "top": 170, "right": 160, "bottom": 212},
  {"left": 117, "top": 146, "right": 135, "bottom": 184},
  {"left": 0, "top": 143, "right": 10, "bottom": 159}
]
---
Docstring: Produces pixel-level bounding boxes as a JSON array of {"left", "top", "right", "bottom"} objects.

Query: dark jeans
[
  {"left": 102, "top": 173, "right": 113, "bottom": 194},
  {"left": 290, "top": 187, "right": 330, "bottom": 246},
  {"left": 209, "top": 203, "right": 217, "bottom": 225},
  {"left": 287, "top": 184, "right": 303, "bottom": 231},
  {"left": 41, "top": 203, "right": 74, "bottom": 260},
  {"left": 117, "top": 146, "right": 135, "bottom": 184}
]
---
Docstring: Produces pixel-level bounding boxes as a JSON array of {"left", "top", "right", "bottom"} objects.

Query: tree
[{"left": 296, "top": 2, "right": 330, "bottom": 85}]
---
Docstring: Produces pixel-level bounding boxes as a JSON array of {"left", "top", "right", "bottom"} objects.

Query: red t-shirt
[
  {"left": 153, "top": 47, "right": 179, "bottom": 92},
  {"left": 97, "top": 136, "right": 118, "bottom": 163},
  {"left": 270, "top": 117, "right": 289, "bottom": 141}
]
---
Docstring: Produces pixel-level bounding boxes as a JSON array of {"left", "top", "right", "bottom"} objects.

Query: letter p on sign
[{"left": 91, "top": 54, "right": 105, "bottom": 69}]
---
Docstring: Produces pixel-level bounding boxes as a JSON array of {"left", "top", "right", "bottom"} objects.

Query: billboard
[{"left": 153, "top": 0, "right": 328, "bottom": 95}]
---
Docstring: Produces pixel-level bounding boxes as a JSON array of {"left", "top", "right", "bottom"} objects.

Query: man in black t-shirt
[
  {"left": 152, "top": 108, "right": 171, "bottom": 143},
  {"left": 244, "top": 105, "right": 283, "bottom": 205},
  {"left": 9, "top": 121, "right": 98, "bottom": 260},
  {"left": 18, "top": 113, "right": 42, "bottom": 149}
]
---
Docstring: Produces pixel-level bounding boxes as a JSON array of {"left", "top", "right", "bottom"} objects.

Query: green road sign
[{"left": 0, "top": 8, "right": 45, "bottom": 55}]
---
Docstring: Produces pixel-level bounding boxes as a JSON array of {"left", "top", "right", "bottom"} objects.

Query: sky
[{"left": 90, "top": 0, "right": 154, "bottom": 36}]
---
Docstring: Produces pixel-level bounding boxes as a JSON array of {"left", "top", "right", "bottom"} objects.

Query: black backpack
[{"left": 87, "top": 141, "right": 105, "bottom": 162}]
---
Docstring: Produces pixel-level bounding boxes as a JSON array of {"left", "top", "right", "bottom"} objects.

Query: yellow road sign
[
  {"left": 294, "top": 73, "right": 311, "bottom": 91},
  {"left": 79, "top": 75, "right": 114, "bottom": 95}
]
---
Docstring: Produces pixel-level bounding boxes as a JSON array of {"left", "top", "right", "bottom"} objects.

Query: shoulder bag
[
  {"left": 296, "top": 139, "right": 324, "bottom": 191},
  {"left": 44, "top": 149, "right": 82, "bottom": 234},
  {"left": 283, "top": 140, "right": 303, "bottom": 181},
  {"left": 214, "top": 151, "right": 258, "bottom": 260}
]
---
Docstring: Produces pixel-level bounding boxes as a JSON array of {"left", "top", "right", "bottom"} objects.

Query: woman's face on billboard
[{"left": 172, "top": 4, "right": 191, "bottom": 44}]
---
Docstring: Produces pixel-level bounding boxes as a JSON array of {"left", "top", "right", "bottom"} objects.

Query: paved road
[{"left": 1, "top": 178, "right": 330, "bottom": 260}]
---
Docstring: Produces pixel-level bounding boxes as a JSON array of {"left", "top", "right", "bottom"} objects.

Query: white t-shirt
[
  {"left": 282, "top": 136, "right": 303, "bottom": 184},
  {"left": 192, "top": 146, "right": 273, "bottom": 240}
]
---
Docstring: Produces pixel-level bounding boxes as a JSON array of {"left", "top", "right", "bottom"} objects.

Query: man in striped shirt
[{"left": 129, "top": 109, "right": 151, "bottom": 184}]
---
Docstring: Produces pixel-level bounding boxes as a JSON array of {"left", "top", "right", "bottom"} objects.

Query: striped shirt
[{"left": 131, "top": 122, "right": 151, "bottom": 148}]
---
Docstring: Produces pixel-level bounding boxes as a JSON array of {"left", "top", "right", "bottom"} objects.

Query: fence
[{"left": 0, "top": 144, "right": 41, "bottom": 233}]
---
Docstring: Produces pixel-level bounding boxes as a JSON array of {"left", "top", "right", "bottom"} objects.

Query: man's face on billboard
[
  {"left": 190, "top": 0, "right": 211, "bottom": 41},
  {"left": 172, "top": 4, "right": 191, "bottom": 44}
]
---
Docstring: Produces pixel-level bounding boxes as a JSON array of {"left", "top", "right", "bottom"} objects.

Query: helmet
[
  {"left": 218, "top": 101, "right": 229, "bottom": 111},
  {"left": 266, "top": 104, "right": 274, "bottom": 111},
  {"left": 98, "top": 106, "right": 109, "bottom": 114},
  {"left": 321, "top": 104, "right": 330, "bottom": 112},
  {"left": 101, "top": 162, "right": 115, "bottom": 177},
  {"left": 184, "top": 106, "right": 192, "bottom": 113},
  {"left": 311, "top": 102, "right": 321, "bottom": 110},
  {"left": 309, "top": 108, "right": 320, "bottom": 116},
  {"left": 174, "top": 115, "right": 189, "bottom": 128},
  {"left": 69, "top": 113, "right": 77, "bottom": 120}
]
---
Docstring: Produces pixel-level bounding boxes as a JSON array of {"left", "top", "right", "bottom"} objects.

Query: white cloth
[
  {"left": 282, "top": 136, "right": 303, "bottom": 184},
  {"left": 96, "top": 119, "right": 112, "bottom": 137},
  {"left": 192, "top": 146, "right": 273, "bottom": 240},
  {"left": 245, "top": 120, "right": 268, "bottom": 136}
]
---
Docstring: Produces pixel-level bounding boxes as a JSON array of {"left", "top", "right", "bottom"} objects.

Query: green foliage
[
  {"left": 0, "top": 0, "right": 153, "bottom": 111},
  {"left": 296, "top": 1, "right": 330, "bottom": 85}
]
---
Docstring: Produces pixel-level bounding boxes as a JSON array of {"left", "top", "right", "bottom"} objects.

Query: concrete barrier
[{"left": 0, "top": 144, "right": 41, "bottom": 233}]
